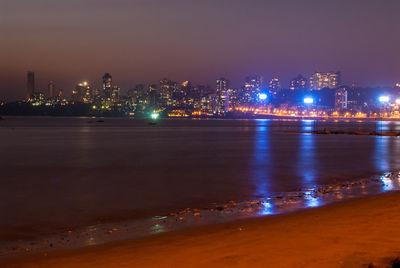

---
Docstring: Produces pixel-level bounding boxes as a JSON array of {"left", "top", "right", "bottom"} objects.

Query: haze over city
[{"left": 1, "top": 0, "right": 400, "bottom": 100}]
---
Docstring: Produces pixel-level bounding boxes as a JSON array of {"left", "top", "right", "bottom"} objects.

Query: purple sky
[{"left": 1, "top": 0, "right": 400, "bottom": 100}]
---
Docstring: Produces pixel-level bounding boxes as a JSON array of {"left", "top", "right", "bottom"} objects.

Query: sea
[{"left": 1, "top": 117, "right": 400, "bottom": 256}]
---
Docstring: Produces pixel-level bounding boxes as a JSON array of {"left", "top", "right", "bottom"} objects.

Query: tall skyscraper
[
  {"left": 309, "top": 72, "right": 341, "bottom": 90},
  {"left": 159, "top": 79, "right": 174, "bottom": 105},
  {"left": 268, "top": 78, "right": 281, "bottom": 95},
  {"left": 48, "top": 81, "right": 55, "bottom": 98},
  {"left": 335, "top": 87, "right": 348, "bottom": 111},
  {"left": 73, "top": 81, "right": 92, "bottom": 103},
  {"left": 289, "top": 75, "right": 307, "bottom": 90},
  {"left": 26, "top": 71, "right": 35, "bottom": 99},
  {"left": 216, "top": 78, "right": 230, "bottom": 113},
  {"left": 244, "top": 75, "right": 263, "bottom": 103},
  {"left": 103, "top": 73, "right": 112, "bottom": 98}
]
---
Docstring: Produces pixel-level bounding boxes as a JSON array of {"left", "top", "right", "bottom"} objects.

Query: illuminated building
[
  {"left": 244, "top": 75, "right": 263, "bottom": 104},
  {"left": 268, "top": 78, "right": 281, "bottom": 95},
  {"left": 112, "top": 85, "right": 120, "bottom": 102},
  {"left": 216, "top": 78, "right": 230, "bottom": 113},
  {"left": 48, "top": 81, "right": 55, "bottom": 98},
  {"left": 289, "top": 75, "right": 307, "bottom": 90},
  {"left": 103, "top": 73, "right": 112, "bottom": 98},
  {"left": 160, "top": 79, "right": 176, "bottom": 105},
  {"left": 72, "top": 81, "right": 92, "bottom": 103},
  {"left": 309, "top": 72, "right": 341, "bottom": 90},
  {"left": 26, "top": 71, "right": 35, "bottom": 99},
  {"left": 148, "top": 84, "right": 159, "bottom": 106},
  {"left": 335, "top": 87, "right": 348, "bottom": 111},
  {"left": 30, "top": 93, "right": 45, "bottom": 106}
]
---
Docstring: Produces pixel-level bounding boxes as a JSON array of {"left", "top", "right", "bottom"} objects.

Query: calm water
[{"left": 1, "top": 117, "right": 400, "bottom": 244}]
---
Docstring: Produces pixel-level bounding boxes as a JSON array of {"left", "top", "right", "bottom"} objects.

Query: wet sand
[{"left": 3, "top": 191, "right": 400, "bottom": 267}]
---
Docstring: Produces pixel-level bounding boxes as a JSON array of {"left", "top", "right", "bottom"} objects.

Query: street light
[
  {"left": 258, "top": 93, "right": 267, "bottom": 100},
  {"left": 304, "top": 97, "right": 315, "bottom": 131},
  {"left": 379, "top": 96, "right": 390, "bottom": 103},
  {"left": 378, "top": 96, "right": 390, "bottom": 133},
  {"left": 304, "top": 97, "right": 314, "bottom": 104},
  {"left": 151, "top": 112, "right": 159, "bottom": 120}
]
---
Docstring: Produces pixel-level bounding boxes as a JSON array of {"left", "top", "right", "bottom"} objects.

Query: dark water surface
[{"left": 1, "top": 117, "right": 400, "bottom": 246}]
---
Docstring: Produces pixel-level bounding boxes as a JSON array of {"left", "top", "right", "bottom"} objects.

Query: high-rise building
[
  {"left": 244, "top": 75, "right": 263, "bottom": 103},
  {"left": 268, "top": 78, "right": 281, "bottom": 95},
  {"left": 72, "top": 81, "right": 92, "bottom": 103},
  {"left": 26, "top": 71, "right": 35, "bottom": 99},
  {"left": 289, "top": 75, "right": 307, "bottom": 90},
  {"left": 216, "top": 78, "right": 230, "bottom": 113},
  {"left": 160, "top": 79, "right": 175, "bottom": 105},
  {"left": 309, "top": 72, "right": 341, "bottom": 90},
  {"left": 48, "top": 81, "right": 55, "bottom": 98},
  {"left": 216, "top": 78, "right": 228, "bottom": 94},
  {"left": 335, "top": 87, "right": 348, "bottom": 111},
  {"left": 103, "top": 73, "right": 112, "bottom": 98},
  {"left": 111, "top": 85, "right": 120, "bottom": 102}
]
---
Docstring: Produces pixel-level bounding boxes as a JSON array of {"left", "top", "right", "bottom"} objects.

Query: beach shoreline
[
  {"left": 3, "top": 191, "right": 400, "bottom": 267},
  {"left": 1, "top": 171, "right": 397, "bottom": 261}
]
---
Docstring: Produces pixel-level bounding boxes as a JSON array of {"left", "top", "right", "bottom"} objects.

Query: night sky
[{"left": 1, "top": 0, "right": 400, "bottom": 100}]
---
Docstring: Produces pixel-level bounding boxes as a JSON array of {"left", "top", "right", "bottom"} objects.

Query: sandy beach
[{"left": 2, "top": 191, "right": 400, "bottom": 267}]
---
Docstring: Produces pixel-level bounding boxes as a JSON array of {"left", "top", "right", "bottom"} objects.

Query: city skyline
[{"left": 1, "top": 0, "right": 400, "bottom": 100}]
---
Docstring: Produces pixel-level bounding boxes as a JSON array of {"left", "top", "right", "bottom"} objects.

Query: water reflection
[
  {"left": 375, "top": 136, "right": 390, "bottom": 172},
  {"left": 380, "top": 174, "right": 394, "bottom": 191},
  {"left": 252, "top": 120, "right": 271, "bottom": 198},
  {"left": 260, "top": 200, "right": 274, "bottom": 215},
  {"left": 303, "top": 189, "right": 322, "bottom": 208},
  {"left": 298, "top": 120, "right": 316, "bottom": 184}
]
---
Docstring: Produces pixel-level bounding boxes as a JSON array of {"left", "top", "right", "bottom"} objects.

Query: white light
[
  {"left": 396, "top": 99, "right": 400, "bottom": 105},
  {"left": 258, "top": 93, "right": 267, "bottom": 100},
  {"left": 304, "top": 97, "right": 314, "bottom": 104},
  {"left": 379, "top": 96, "right": 390, "bottom": 103}
]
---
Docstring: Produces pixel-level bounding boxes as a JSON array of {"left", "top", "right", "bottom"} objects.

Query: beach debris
[{"left": 392, "top": 257, "right": 400, "bottom": 268}]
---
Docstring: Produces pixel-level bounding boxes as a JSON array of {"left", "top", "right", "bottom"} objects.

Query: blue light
[
  {"left": 379, "top": 96, "right": 390, "bottom": 103},
  {"left": 258, "top": 93, "right": 267, "bottom": 100},
  {"left": 304, "top": 97, "right": 314, "bottom": 104}
]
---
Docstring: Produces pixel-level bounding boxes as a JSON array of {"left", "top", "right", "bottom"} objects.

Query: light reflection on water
[
  {"left": 260, "top": 200, "right": 274, "bottom": 216},
  {"left": 304, "top": 190, "right": 322, "bottom": 208},
  {"left": 375, "top": 136, "right": 390, "bottom": 173},
  {"left": 252, "top": 120, "right": 271, "bottom": 198},
  {"left": 5, "top": 117, "right": 400, "bottom": 255},
  {"left": 299, "top": 120, "right": 316, "bottom": 184}
]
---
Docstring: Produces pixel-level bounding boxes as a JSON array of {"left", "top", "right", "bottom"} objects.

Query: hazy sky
[{"left": 1, "top": 0, "right": 400, "bottom": 100}]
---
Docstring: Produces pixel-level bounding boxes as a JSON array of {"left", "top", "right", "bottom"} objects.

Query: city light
[
  {"left": 151, "top": 113, "right": 159, "bottom": 120},
  {"left": 379, "top": 96, "right": 390, "bottom": 103},
  {"left": 396, "top": 99, "right": 400, "bottom": 105},
  {"left": 258, "top": 93, "right": 267, "bottom": 100},
  {"left": 304, "top": 97, "right": 314, "bottom": 104}
]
